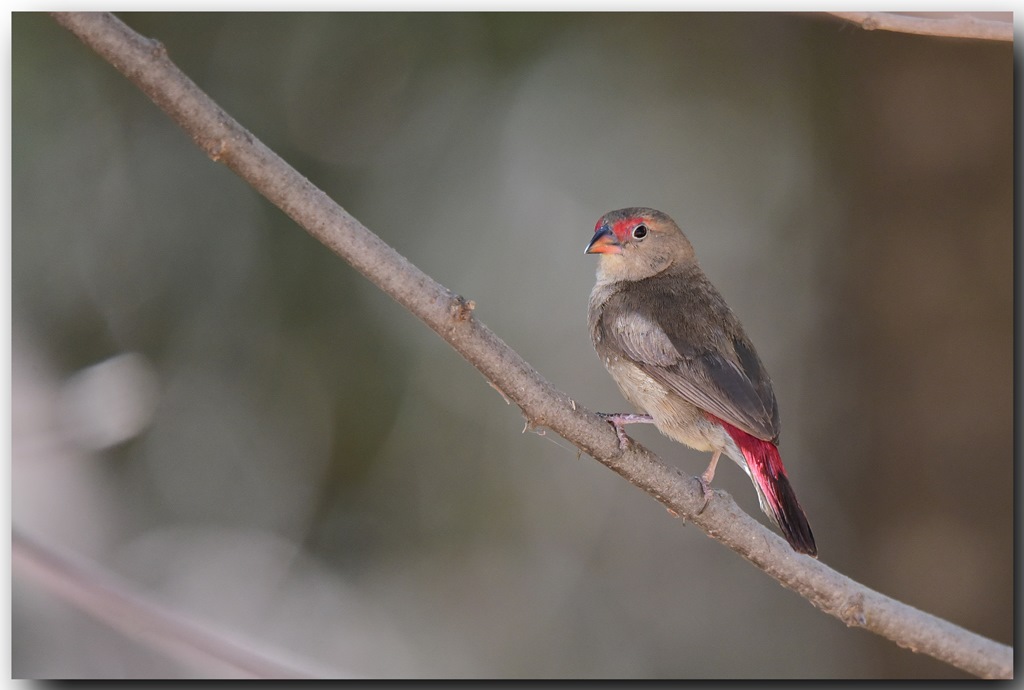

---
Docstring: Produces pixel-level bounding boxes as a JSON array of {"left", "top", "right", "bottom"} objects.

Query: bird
[{"left": 585, "top": 207, "right": 816, "bottom": 556}]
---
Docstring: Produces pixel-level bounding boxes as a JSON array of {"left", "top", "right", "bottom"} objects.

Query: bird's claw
[
  {"left": 612, "top": 426, "right": 631, "bottom": 451},
  {"left": 694, "top": 474, "right": 714, "bottom": 515},
  {"left": 596, "top": 412, "right": 653, "bottom": 451},
  {"left": 596, "top": 413, "right": 631, "bottom": 450}
]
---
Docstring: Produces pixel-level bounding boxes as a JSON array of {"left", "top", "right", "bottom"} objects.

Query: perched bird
[{"left": 585, "top": 207, "right": 816, "bottom": 556}]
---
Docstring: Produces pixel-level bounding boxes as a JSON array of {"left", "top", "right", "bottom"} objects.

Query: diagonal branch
[
  {"left": 826, "top": 11, "right": 1013, "bottom": 42},
  {"left": 47, "top": 12, "right": 1012, "bottom": 680},
  {"left": 12, "top": 529, "right": 327, "bottom": 678}
]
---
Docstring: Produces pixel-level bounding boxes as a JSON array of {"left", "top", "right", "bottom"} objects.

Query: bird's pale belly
[{"left": 603, "top": 355, "right": 734, "bottom": 457}]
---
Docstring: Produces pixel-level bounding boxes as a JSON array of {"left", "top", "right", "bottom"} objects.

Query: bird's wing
[{"left": 599, "top": 286, "right": 780, "bottom": 441}]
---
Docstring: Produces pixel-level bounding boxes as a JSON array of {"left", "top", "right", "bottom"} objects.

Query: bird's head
[{"left": 585, "top": 207, "right": 695, "bottom": 283}]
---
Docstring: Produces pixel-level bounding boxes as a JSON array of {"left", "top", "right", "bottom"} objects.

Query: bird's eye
[{"left": 632, "top": 224, "right": 648, "bottom": 239}]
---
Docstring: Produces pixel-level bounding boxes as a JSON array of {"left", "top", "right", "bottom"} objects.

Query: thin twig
[
  {"left": 12, "top": 529, "right": 327, "bottom": 679},
  {"left": 827, "top": 12, "right": 1013, "bottom": 42},
  {"left": 46, "top": 12, "right": 1012, "bottom": 680}
]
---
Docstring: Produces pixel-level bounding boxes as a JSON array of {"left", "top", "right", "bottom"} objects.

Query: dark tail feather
[
  {"left": 757, "top": 468, "right": 817, "bottom": 557},
  {"left": 717, "top": 419, "right": 817, "bottom": 557}
]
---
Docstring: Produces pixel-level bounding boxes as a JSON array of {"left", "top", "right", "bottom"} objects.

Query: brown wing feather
[{"left": 597, "top": 270, "right": 780, "bottom": 441}]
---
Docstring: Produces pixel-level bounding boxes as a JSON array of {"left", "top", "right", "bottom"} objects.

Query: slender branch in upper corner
[
  {"left": 827, "top": 12, "right": 1013, "bottom": 42},
  {"left": 47, "top": 11, "right": 1013, "bottom": 680}
]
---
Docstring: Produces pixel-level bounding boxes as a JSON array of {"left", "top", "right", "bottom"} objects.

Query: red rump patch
[
  {"left": 710, "top": 415, "right": 789, "bottom": 482},
  {"left": 704, "top": 412, "right": 816, "bottom": 556}
]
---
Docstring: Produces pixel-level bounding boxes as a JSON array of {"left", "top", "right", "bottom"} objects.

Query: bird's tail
[{"left": 717, "top": 420, "right": 817, "bottom": 557}]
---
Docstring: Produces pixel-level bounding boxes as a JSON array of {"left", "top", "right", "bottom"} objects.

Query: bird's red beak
[{"left": 585, "top": 224, "right": 622, "bottom": 255}]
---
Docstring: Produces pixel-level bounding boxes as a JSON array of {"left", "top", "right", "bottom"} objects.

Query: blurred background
[{"left": 12, "top": 12, "right": 1012, "bottom": 679}]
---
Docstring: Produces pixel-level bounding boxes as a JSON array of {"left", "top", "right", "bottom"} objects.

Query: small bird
[{"left": 585, "top": 207, "right": 816, "bottom": 556}]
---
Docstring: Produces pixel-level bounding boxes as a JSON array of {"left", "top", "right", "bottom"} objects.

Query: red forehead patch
[{"left": 610, "top": 217, "right": 642, "bottom": 241}]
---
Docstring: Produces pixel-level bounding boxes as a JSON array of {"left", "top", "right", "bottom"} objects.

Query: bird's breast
[{"left": 597, "top": 349, "right": 727, "bottom": 455}]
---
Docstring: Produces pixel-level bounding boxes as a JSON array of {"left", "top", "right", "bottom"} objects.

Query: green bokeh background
[{"left": 12, "top": 12, "right": 1012, "bottom": 678}]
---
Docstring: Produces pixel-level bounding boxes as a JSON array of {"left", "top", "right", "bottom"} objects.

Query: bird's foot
[
  {"left": 694, "top": 451, "right": 721, "bottom": 514},
  {"left": 694, "top": 474, "right": 714, "bottom": 514},
  {"left": 596, "top": 412, "right": 654, "bottom": 451}
]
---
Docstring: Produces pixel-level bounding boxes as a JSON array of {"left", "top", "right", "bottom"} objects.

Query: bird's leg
[
  {"left": 596, "top": 412, "right": 655, "bottom": 450},
  {"left": 702, "top": 450, "right": 721, "bottom": 484},
  {"left": 694, "top": 451, "right": 721, "bottom": 514}
]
